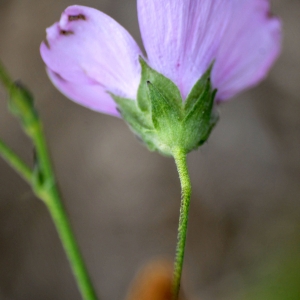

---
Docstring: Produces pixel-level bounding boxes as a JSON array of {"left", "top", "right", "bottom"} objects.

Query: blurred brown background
[{"left": 0, "top": 0, "right": 299, "bottom": 299}]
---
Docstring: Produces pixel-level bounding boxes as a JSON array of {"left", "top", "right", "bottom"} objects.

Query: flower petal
[
  {"left": 138, "top": 0, "right": 281, "bottom": 101},
  {"left": 137, "top": 0, "right": 231, "bottom": 98},
  {"left": 212, "top": 0, "right": 282, "bottom": 101},
  {"left": 47, "top": 68, "right": 120, "bottom": 116},
  {"left": 40, "top": 5, "right": 142, "bottom": 114}
]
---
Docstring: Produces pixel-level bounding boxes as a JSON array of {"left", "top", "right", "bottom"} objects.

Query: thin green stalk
[
  {"left": 0, "top": 60, "right": 98, "bottom": 300},
  {"left": 172, "top": 148, "right": 192, "bottom": 300},
  {"left": 43, "top": 186, "right": 98, "bottom": 300},
  {"left": 32, "top": 121, "right": 98, "bottom": 300},
  {"left": 0, "top": 139, "right": 32, "bottom": 183},
  {"left": 0, "top": 140, "right": 98, "bottom": 300}
]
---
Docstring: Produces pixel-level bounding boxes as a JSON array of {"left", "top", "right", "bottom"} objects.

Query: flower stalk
[
  {"left": 0, "top": 139, "right": 32, "bottom": 183},
  {"left": 0, "top": 60, "right": 97, "bottom": 300},
  {"left": 172, "top": 148, "right": 191, "bottom": 300},
  {"left": 29, "top": 117, "right": 98, "bottom": 300}
]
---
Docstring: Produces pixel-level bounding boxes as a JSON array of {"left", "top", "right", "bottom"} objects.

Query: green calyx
[{"left": 111, "top": 58, "right": 218, "bottom": 156}]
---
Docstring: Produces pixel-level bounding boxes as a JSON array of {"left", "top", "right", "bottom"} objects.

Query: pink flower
[{"left": 40, "top": 0, "right": 281, "bottom": 117}]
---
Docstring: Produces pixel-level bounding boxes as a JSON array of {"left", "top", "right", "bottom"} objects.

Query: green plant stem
[
  {"left": 32, "top": 122, "right": 98, "bottom": 300},
  {"left": 0, "top": 128, "right": 98, "bottom": 300},
  {"left": 0, "top": 139, "right": 32, "bottom": 183},
  {"left": 0, "top": 60, "right": 98, "bottom": 300},
  {"left": 172, "top": 148, "right": 192, "bottom": 300},
  {"left": 0, "top": 135, "right": 98, "bottom": 300},
  {"left": 43, "top": 186, "right": 98, "bottom": 300}
]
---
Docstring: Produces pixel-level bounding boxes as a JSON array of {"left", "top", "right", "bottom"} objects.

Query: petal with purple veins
[
  {"left": 137, "top": 0, "right": 232, "bottom": 99},
  {"left": 137, "top": 0, "right": 281, "bottom": 101},
  {"left": 212, "top": 0, "right": 282, "bottom": 101}
]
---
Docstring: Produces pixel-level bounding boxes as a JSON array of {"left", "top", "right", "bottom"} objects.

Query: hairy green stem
[{"left": 172, "top": 148, "right": 192, "bottom": 299}]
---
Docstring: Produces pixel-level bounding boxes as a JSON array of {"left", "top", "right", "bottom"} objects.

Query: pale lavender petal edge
[
  {"left": 40, "top": 5, "right": 142, "bottom": 116},
  {"left": 137, "top": 0, "right": 282, "bottom": 101},
  {"left": 47, "top": 68, "right": 120, "bottom": 117}
]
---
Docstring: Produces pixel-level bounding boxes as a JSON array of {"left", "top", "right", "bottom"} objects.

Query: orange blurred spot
[{"left": 126, "top": 258, "right": 185, "bottom": 300}]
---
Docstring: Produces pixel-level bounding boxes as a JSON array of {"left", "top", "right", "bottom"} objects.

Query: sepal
[
  {"left": 112, "top": 60, "right": 218, "bottom": 156},
  {"left": 184, "top": 62, "right": 214, "bottom": 115},
  {"left": 8, "top": 81, "right": 40, "bottom": 138},
  {"left": 182, "top": 63, "right": 218, "bottom": 151},
  {"left": 111, "top": 94, "right": 158, "bottom": 151},
  {"left": 137, "top": 57, "right": 182, "bottom": 115}
]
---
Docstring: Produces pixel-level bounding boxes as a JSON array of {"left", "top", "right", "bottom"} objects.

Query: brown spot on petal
[
  {"left": 60, "top": 30, "right": 74, "bottom": 36},
  {"left": 43, "top": 38, "right": 50, "bottom": 49},
  {"left": 68, "top": 14, "right": 86, "bottom": 21}
]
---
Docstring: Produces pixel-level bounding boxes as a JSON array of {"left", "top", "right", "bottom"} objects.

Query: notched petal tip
[
  {"left": 42, "top": 4, "right": 142, "bottom": 109},
  {"left": 59, "top": 6, "right": 87, "bottom": 32}
]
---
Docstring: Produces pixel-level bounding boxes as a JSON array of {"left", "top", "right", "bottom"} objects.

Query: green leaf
[
  {"left": 111, "top": 94, "right": 160, "bottom": 152},
  {"left": 137, "top": 57, "right": 183, "bottom": 115},
  {"left": 147, "top": 81, "right": 182, "bottom": 131},
  {"left": 181, "top": 66, "right": 218, "bottom": 152},
  {"left": 183, "top": 78, "right": 214, "bottom": 124},
  {"left": 184, "top": 61, "right": 214, "bottom": 115},
  {"left": 8, "top": 81, "right": 39, "bottom": 138},
  {"left": 0, "top": 62, "right": 39, "bottom": 137},
  {"left": 111, "top": 94, "right": 152, "bottom": 130},
  {"left": 197, "top": 107, "right": 219, "bottom": 147}
]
